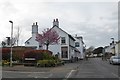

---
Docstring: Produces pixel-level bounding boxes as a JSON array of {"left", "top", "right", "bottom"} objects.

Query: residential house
[
  {"left": 25, "top": 19, "right": 85, "bottom": 61},
  {"left": 104, "top": 40, "right": 120, "bottom": 57},
  {"left": 74, "top": 35, "right": 85, "bottom": 59},
  {"left": 115, "top": 40, "right": 120, "bottom": 56},
  {"left": 25, "top": 22, "right": 40, "bottom": 49},
  {"left": 104, "top": 42, "right": 115, "bottom": 55},
  {"left": 48, "top": 19, "right": 76, "bottom": 61}
]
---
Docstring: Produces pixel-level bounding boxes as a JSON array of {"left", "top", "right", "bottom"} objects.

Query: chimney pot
[
  {"left": 56, "top": 18, "right": 58, "bottom": 22},
  {"left": 33, "top": 23, "right": 35, "bottom": 25},
  {"left": 36, "top": 22, "right": 37, "bottom": 25},
  {"left": 53, "top": 19, "right": 55, "bottom": 22}
]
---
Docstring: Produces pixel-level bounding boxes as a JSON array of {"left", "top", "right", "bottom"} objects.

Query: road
[{"left": 2, "top": 58, "right": 120, "bottom": 80}]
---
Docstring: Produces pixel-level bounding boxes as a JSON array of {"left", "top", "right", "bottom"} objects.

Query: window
[
  {"left": 61, "top": 37, "right": 66, "bottom": 44},
  {"left": 61, "top": 47, "right": 68, "bottom": 58},
  {"left": 75, "top": 42, "right": 80, "bottom": 47},
  {"left": 27, "top": 42, "right": 30, "bottom": 44}
]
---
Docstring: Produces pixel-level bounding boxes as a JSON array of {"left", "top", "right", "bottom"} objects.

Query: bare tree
[
  {"left": 16, "top": 27, "right": 21, "bottom": 46},
  {"left": 86, "top": 46, "right": 94, "bottom": 56},
  {"left": 1, "top": 41, "right": 6, "bottom": 47},
  {"left": 14, "top": 26, "right": 21, "bottom": 46}
]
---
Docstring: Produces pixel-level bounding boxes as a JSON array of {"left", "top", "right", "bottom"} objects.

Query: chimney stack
[
  {"left": 32, "top": 22, "right": 38, "bottom": 36},
  {"left": 36, "top": 22, "right": 37, "bottom": 25},
  {"left": 53, "top": 18, "right": 59, "bottom": 27}
]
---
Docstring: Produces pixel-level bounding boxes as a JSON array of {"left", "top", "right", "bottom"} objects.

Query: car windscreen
[{"left": 113, "top": 56, "right": 120, "bottom": 59}]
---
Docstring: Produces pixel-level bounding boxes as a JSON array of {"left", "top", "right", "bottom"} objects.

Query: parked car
[{"left": 109, "top": 56, "right": 120, "bottom": 65}]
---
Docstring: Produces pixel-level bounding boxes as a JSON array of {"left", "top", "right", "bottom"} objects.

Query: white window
[{"left": 61, "top": 37, "right": 66, "bottom": 44}]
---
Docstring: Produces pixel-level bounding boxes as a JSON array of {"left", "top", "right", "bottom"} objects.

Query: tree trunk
[{"left": 46, "top": 44, "right": 49, "bottom": 50}]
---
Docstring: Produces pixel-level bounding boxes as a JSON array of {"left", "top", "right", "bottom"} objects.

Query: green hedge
[{"left": 37, "top": 60, "right": 64, "bottom": 67}]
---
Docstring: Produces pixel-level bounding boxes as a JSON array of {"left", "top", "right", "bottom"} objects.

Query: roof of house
[
  {"left": 25, "top": 37, "right": 32, "bottom": 43},
  {"left": 51, "top": 26, "right": 76, "bottom": 41}
]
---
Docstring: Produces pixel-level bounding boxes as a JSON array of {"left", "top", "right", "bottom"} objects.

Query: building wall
[
  {"left": 48, "top": 44, "right": 61, "bottom": 56},
  {"left": 69, "top": 37, "right": 75, "bottom": 59},
  {"left": 115, "top": 44, "right": 118, "bottom": 55},
  {"left": 115, "top": 41, "right": 120, "bottom": 56},
  {"left": 75, "top": 37, "right": 84, "bottom": 59},
  {"left": 25, "top": 34, "right": 39, "bottom": 49},
  {"left": 118, "top": 42, "right": 120, "bottom": 54},
  {"left": 49, "top": 26, "right": 76, "bottom": 60},
  {"left": 106, "top": 47, "right": 111, "bottom": 53}
]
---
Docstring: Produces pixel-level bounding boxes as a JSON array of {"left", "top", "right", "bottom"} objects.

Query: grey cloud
[{"left": 0, "top": 1, "right": 18, "bottom": 15}]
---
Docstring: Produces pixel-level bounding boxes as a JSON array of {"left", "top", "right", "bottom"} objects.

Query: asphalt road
[{"left": 2, "top": 58, "right": 120, "bottom": 80}]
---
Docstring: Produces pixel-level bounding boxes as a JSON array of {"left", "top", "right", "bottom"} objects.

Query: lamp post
[{"left": 9, "top": 20, "right": 13, "bottom": 67}]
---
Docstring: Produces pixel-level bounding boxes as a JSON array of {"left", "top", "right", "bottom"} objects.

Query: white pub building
[{"left": 25, "top": 19, "right": 85, "bottom": 61}]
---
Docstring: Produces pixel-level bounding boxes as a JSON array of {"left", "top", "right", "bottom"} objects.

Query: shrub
[
  {"left": 2, "top": 48, "right": 11, "bottom": 60},
  {"left": 2, "top": 47, "right": 33, "bottom": 62},
  {"left": 2, "top": 60, "right": 10, "bottom": 66},
  {"left": 37, "top": 60, "right": 49, "bottom": 67},
  {"left": 23, "top": 50, "right": 53, "bottom": 60},
  {"left": 37, "top": 59, "right": 64, "bottom": 67}
]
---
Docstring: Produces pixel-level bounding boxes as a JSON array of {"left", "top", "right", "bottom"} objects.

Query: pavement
[{"left": 2, "top": 65, "right": 52, "bottom": 72}]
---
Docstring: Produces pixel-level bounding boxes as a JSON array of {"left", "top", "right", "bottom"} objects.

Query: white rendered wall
[
  {"left": 25, "top": 34, "right": 39, "bottom": 49},
  {"left": 75, "top": 37, "right": 84, "bottom": 59},
  {"left": 49, "top": 26, "right": 71, "bottom": 60}
]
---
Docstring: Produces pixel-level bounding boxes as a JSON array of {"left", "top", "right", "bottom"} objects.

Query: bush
[
  {"left": 2, "top": 60, "right": 10, "bottom": 66},
  {"left": 2, "top": 47, "right": 33, "bottom": 62},
  {"left": 37, "top": 59, "right": 64, "bottom": 67},
  {"left": 37, "top": 60, "right": 49, "bottom": 67},
  {"left": 23, "top": 50, "right": 53, "bottom": 60}
]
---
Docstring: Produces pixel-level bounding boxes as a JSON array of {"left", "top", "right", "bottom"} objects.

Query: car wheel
[
  {"left": 111, "top": 61, "right": 114, "bottom": 65},
  {"left": 109, "top": 62, "right": 111, "bottom": 64}
]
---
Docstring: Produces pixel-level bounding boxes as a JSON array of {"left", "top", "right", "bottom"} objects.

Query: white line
[
  {"left": 43, "top": 73, "right": 53, "bottom": 78},
  {"left": 111, "top": 73, "right": 119, "bottom": 78},
  {"left": 65, "top": 70, "right": 76, "bottom": 78}
]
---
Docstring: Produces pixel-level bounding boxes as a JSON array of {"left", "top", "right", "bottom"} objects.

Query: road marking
[
  {"left": 43, "top": 73, "right": 53, "bottom": 78},
  {"left": 65, "top": 70, "right": 76, "bottom": 79},
  {"left": 111, "top": 73, "right": 119, "bottom": 78}
]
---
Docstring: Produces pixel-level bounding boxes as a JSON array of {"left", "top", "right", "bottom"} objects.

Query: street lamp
[{"left": 9, "top": 20, "right": 13, "bottom": 67}]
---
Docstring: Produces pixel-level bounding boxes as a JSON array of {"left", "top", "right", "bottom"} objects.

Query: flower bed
[{"left": 2, "top": 60, "right": 10, "bottom": 66}]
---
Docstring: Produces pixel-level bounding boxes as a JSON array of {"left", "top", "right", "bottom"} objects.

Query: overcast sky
[{"left": 0, "top": 0, "right": 118, "bottom": 48}]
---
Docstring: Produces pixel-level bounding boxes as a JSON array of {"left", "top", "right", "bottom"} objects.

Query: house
[
  {"left": 104, "top": 40, "right": 119, "bottom": 56},
  {"left": 25, "top": 22, "right": 40, "bottom": 49},
  {"left": 74, "top": 35, "right": 85, "bottom": 59},
  {"left": 104, "top": 42, "right": 115, "bottom": 55},
  {"left": 25, "top": 19, "right": 85, "bottom": 61},
  {"left": 115, "top": 40, "right": 120, "bottom": 56},
  {"left": 48, "top": 19, "right": 76, "bottom": 61}
]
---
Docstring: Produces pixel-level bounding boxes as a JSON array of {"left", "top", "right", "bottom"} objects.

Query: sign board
[{"left": 25, "top": 58, "right": 36, "bottom": 60}]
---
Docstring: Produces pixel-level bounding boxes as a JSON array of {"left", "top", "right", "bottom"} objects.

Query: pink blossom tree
[{"left": 36, "top": 28, "right": 60, "bottom": 50}]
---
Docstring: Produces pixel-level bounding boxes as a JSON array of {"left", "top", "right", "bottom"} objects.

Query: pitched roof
[
  {"left": 25, "top": 37, "right": 32, "bottom": 43},
  {"left": 51, "top": 26, "right": 76, "bottom": 41}
]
